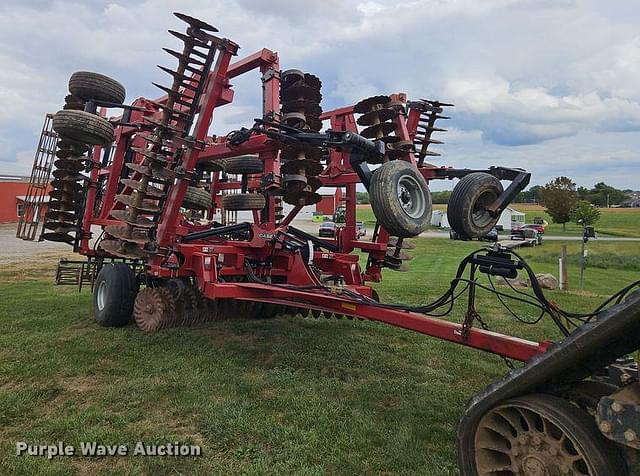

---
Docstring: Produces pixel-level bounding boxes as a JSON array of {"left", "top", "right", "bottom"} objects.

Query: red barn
[
  {"left": 315, "top": 187, "right": 343, "bottom": 216},
  {"left": 0, "top": 176, "right": 49, "bottom": 224}
]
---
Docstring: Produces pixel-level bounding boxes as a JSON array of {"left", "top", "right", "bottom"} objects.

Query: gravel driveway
[{"left": 0, "top": 223, "right": 70, "bottom": 264}]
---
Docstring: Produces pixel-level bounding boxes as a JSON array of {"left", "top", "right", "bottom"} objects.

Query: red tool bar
[
  {"left": 206, "top": 282, "right": 551, "bottom": 362},
  {"left": 319, "top": 105, "right": 354, "bottom": 120},
  {"left": 197, "top": 134, "right": 274, "bottom": 161},
  {"left": 227, "top": 48, "right": 278, "bottom": 78}
]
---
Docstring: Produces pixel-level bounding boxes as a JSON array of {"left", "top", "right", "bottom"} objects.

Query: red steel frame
[{"left": 80, "top": 47, "right": 552, "bottom": 363}]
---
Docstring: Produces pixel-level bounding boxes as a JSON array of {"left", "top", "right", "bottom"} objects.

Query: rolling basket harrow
[{"left": 17, "top": 12, "right": 640, "bottom": 475}]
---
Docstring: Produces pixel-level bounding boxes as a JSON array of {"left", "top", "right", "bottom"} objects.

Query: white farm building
[{"left": 431, "top": 206, "right": 525, "bottom": 231}]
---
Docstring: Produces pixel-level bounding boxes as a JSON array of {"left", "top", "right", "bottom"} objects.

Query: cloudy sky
[{"left": 0, "top": 0, "right": 638, "bottom": 190}]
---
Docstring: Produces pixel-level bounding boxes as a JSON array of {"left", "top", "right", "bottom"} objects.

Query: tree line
[{"left": 516, "top": 181, "right": 629, "bottom": 207}]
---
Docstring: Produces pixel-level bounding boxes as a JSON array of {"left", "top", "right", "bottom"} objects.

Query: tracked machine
[{"left": 17, "top": 12, "right": 640, "bottom": 475}]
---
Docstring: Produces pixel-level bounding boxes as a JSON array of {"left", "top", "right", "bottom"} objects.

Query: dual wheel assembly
[
  {"left": 369, "top": 161, "right": 502, "bottom": 240},
  {"left": 218, "top": 155, "right": 266, "bottom": 211},
  {"left": 44, "top": 72, "right": 123, "bottom": 245}
]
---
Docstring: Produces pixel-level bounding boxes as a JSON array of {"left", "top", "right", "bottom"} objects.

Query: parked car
[
  {"left": 511, "top": 227, "right": 543, "bottom": 245},
  {"left": 515, "top": 223, "right": 545, "bottom": 234},
  {"left": 356, "top": 221, "right": 367, "bottom": 238},
  {"left": 318, "top": 221, "right": 337, "bottom": 238},
  {"left": 450, "top": 227, "right": 498, "bottom": 242}
]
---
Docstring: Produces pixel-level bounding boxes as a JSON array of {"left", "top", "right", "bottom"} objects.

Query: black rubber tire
[
  {"left": 53, "top": 110, "right": 114, "bottom": 146},
  {"left": 369, "top": 160, "right": 432, "bottom": 238},
  {"left": 448, "top": 172, "right": 503, "bottom": 239},
  {"left": 93, "top": 263, "right": 138, "bottom": 327},
  {"left": 222, "top": 193, "right": 266, "bottom": 211},
  {"left": 182, "top": 186, "right": 212, "bottom": 210},
  {"left": 457, "top": 393, "right": 628, "bottom": 476},
  {"left": 221, "top": 155, "right": 263, "bottom": 175},
  {"left": 68, "top": 71, "right": 126, "bottom": 104}
]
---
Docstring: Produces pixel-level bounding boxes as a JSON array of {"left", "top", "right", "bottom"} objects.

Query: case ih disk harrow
[{"left": 18, "top": 12, "right": 640, "bottom": 475}]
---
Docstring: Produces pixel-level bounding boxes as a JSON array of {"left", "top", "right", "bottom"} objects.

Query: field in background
[
  {"left": 356, "top": 204, "right": 640, "bottom": 237},
  {"left": 1, "top": 238, "right": 638, "bottom": 475},
  {"left": 507, "top": 204, "right": 640, "bottom": 237}
]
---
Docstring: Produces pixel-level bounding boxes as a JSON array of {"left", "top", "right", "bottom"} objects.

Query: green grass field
[
  {"left": 356, "top": 204, "right": 640, "bottom": 237},
  {"left": 514, "top": 204, "right": 640, "bottom": 237},
  {"left": 0, "top": 240, "right": 638, "bottom": 475}
]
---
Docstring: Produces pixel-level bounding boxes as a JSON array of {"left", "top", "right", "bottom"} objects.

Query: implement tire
[
  {"left": 221, "top": 155, "right": 263, "bottom": 175},
  {"left": 369, "top": 160, "right": 432, "bottom": 238},
  {"left": 222, "top": 193, "right": 266, "bottom": 211},
  {"left": 448, "top": 172, "right": 503, "bottom": 239},
  {"left": 68, "top": 71, "right": 126, "bottom": 104},
  {"left": 182, "top": 187, "right": 212, "bottom": 210},
  {"left": 53, "top": 110, "right": 114, "bottom": 146},
  {"left": 93, "top": 263, "right": 138, "bottom": 327}
]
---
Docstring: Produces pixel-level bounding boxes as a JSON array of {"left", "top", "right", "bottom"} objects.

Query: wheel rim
[
  {"left": 96, "top": 280, "right": 107, "bottom": 311},
  {"left": 397, "top": 174, "right": 426, "bottom": 219},
  {"left": 475, "top": 402, "right": 593, "bottom": 475},
  {"left": 471, "top": 190, "right": 497, "bottom": 228}
]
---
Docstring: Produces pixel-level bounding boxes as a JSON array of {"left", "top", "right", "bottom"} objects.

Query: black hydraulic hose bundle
[{"left": 244, "top": 247, "right": 640, "bottom": 338}]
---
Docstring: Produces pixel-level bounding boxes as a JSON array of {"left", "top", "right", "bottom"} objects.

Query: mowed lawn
[
  {"left": 0, "top": 239, "right": 638, "bottom": 475},
  {"left": 356, "top": 204, "right": 640, "bottom": 237}
]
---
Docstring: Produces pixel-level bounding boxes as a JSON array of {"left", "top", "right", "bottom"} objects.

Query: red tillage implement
[{"left": 19, "top": 12, "right": 640, "bottom": 475}]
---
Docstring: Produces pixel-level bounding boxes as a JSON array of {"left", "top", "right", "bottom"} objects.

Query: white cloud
[
  {"left": 445, "top": 76, "right": 510, "bottom": 115},
  {"left": 332, "top": 74, "right": 380, "bottom": 104},
  {"left": 0, "top": 52, "right": 62, "bottom": 129},
  {"left": 0, "top": 0, "right": 638, "bottom": 190}
]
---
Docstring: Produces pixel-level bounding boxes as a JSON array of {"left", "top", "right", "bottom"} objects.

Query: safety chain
[{"left": 474, "top": 311, "right": 516, "bottom": 370}]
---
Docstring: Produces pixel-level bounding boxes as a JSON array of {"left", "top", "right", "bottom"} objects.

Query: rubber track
[
  {"left": 53, "top": 110, "right": 114, "bottom": 145},
  {"left": 456, "top": 289, "right": 640, "bottom": 469},
  {"left": 69, "top": 71, "right": 126, "bottom": 104}
]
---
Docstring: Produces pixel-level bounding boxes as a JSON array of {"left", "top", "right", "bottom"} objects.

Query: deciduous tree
[
  {"left": 570, "top": 200, "right": 601, "bottom": 226},
  {"left": 540, "top": 176, "right": 578, "bottom": 231}
]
